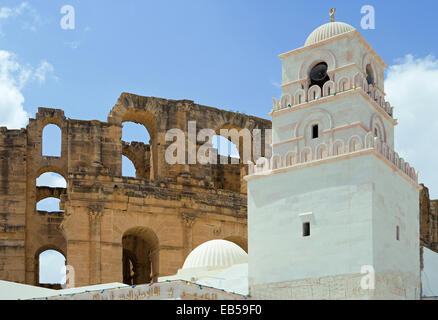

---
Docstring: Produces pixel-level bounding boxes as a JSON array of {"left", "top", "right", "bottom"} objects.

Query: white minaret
[{"left": 246, "top": 11, "right": 421, "bottom": 300}]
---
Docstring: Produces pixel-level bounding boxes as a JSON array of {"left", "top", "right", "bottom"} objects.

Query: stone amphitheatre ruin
[
  {"left": 0, "top": 92, "right": 436, "bottom": 289},
  {"left": 0, "top": 92, "right": 271, "bottom": 288}
]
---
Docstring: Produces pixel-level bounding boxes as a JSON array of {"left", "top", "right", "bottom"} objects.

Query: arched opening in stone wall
[
  {"left": 36, "top": 248, "right": 66, "bottom": 289},
  {"left": 36, "top": 172, "right": 67, "bottom": 188},
  {"left": 42, "top": 124, "right": 62, "bottom": 157},
  {"left": 122, "top": 109, "right": 158, "bottom": 180},
  {"left": 122, "top": 121, "right": 152, "bottom": 179},
  {"left": 37, "top": 197, "right": 63, "bottom": 212},
  {"left": 223, "top": 235, "right": 248, "bottom": 253},
  {"left": 212, "top": 135, "right": 240, "bottom": 160},
  {"left": 211, "top": 135, "right": 242, "bottom": 193},
  {"left": 122, "top": 227, "right": 159, "bottom": 285},
  {"left": 122, "top": 155, "right": 136, "bottom": 178}
]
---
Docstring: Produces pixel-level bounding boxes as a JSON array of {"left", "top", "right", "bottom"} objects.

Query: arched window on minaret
[
  {"left": 309, "top": 62, "right": 330, "bottom": 90},
  {"left": 366, "top": 64, "right": 374, "bottom": 85}
]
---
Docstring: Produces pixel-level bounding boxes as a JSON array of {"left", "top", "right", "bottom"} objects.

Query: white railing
[
  {"left": 273, "top": 74, "right": 393, "bottom": 117},
  {"left": 248, "top": 134, "right": 418, "bottom": 183}
]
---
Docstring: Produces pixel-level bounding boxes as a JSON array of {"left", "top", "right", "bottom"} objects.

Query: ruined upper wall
[{"left": 10, "top": 93, "right": 270, "bottom": 186}]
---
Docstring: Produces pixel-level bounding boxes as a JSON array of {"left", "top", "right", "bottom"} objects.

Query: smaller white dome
[
  {"left": 182, "top": 240, "right": 247, "bottom": 270},
  {"left": 305, "top": 22, "right": 355, "bottom": 46}
]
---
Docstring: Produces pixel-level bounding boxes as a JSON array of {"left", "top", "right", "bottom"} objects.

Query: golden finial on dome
[{"left": 330, "top": 8, "right": 336, "bottom": 22}]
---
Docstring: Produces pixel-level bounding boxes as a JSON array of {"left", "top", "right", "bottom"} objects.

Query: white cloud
[
  {"left": 386, "top": 55, "right": 438, "bottom": 199},
  {"left": 0, "top": 50, "right": 55, "bottom": 129},
  {"left": 0, "top": 2, "right": 41, "bottom": 34},
  {"left": 34, "top": 61, "right": 55, "bottom": 83},
  {"left": 0, "top": 50, "right": 30, "bottom": 129}
]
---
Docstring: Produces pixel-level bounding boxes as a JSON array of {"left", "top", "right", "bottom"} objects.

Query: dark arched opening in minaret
[
  {"left": 366, "top": 64, "right": 374, "bottom": 85},
  {"left": 309, "top": 62, "right": 330, "bottom": 89}
]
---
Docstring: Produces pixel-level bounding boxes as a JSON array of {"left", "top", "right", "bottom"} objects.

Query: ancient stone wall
[
  {"left": 0, "top": 128, "right": 27, "bottom": 283},
  {"left": 419, "top": 184, "right": 438, "bottom": 272},
  {"left": 420, "top": 185, "right": 438, "bottom": 253},
  {"left": 0, "top": 92, "right": 271, "bottom": 287}
]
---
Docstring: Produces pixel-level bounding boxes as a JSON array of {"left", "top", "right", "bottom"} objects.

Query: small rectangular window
[
  {"left": 396, "top": 226, "right": 400, "bottom": 241},
  {"left": 312, "top": 125, "right": 319, "bottom": 139},
  {"left": 303, "top": 222, "right": 310, "bottom": 237}
]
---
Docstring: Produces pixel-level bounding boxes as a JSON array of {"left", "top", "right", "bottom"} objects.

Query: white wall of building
[{"left": 248, "top": 153, "right": 420, "bottom": 299}]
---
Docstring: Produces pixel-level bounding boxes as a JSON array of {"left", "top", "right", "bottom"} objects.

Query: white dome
[
  {"left": 182, "top": 240, "right": 248, "bottom": 270},
  {"left": 305, "top": 22, "right": 355, "bottom": 46}
]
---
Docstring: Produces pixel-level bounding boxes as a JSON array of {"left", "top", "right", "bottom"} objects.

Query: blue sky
[
  {"left": 2, "top": 0, "right": 437, "bottom": 121},
  {"left": 1, "top": 1, "right": 438, "bottom": 285}
]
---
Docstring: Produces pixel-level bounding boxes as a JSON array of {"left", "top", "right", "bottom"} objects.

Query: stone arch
[
  {"left": 36, "top": 187, "right": 66, "bottom": 203},
  {"left": 223, "top": 235, "right": 248, "bottom": 253},
  {"left": 300, "top": 147, "right": 312, "bottom": 163},
  {"left": 122, "top": 147, "right": 138, "bottom": 177},
  {"left": 280, "top": 94, "right": 293, "bottom": 109},
  {"left": 39, "top": 115, "right": 65, "bottom": 130},
  {"left": 271, "top": 154, "right": 282, "bottom": 170},
  {"left": 337, "top": 76, "right": 351, "bottom": 92},
  {"left": 42, "top": 124, "right": 62, "bottom": 157},
  {"left": 370, "top": 113, "right": 387, "bottom": 143},
  {"left": 215, "top": 123, "right": 253, "bottom": 165},
  {"left": 298, "top": 49, "right": 337, "bottom": 80},
  {"left": 36, "top": 166, "right": 67, "bottom": 182},
  {"left": 378, "top": 95, "right": 384, "bottom": 108},
  {"left": 308, "top": 85, "right": 322, "bottom": 101},
  {"left": 295, "top": 89, "right": 306, "bottom": 105},
  {"left": 121, "top": 111, "right": 158, "bottom": 180},
  {"left": 315, "top": 143, "right": 329, "bottom": 160},
  {"left": 34, "top": 244, "right": 67, "bottom": 287},
  {"left": 348, "top": 135, "right": 363, "bottom": 152},
  {"left": 353, "top": 72, "right": 364, "bottom": 88},
  {"left": 322, "top": 80, "right": 336, "bottom": 97},
  {"left": 332, "top": 139, "right": 345, "bottom": 156},
  {"left": 364, "top": 132, "right": 374, "bottom": 148},
  {"left": 108, "top": 94, "right": 160, "bottom": 180},
  {"left": 122, "top": 226, "right": 160, "bottom": 285},
  {"left": 34, "top": 109, "right": 67, "bottom": 162},
  {"left": 121, "top": 142, "right": 151, "bottom": 179},
  {"left": 285, "top": 151, "right": 297, "bottom": 167}
]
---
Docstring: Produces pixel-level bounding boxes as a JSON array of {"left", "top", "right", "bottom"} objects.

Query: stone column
[
  {"left": 181, "top": 213, "right": 196, "bottom": 259},
  {"left": 150, "top": 247, "right": 159, "bottom": 282},
  {"left": 88, "top": 205, "right": 103, "bottom": 285}
]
